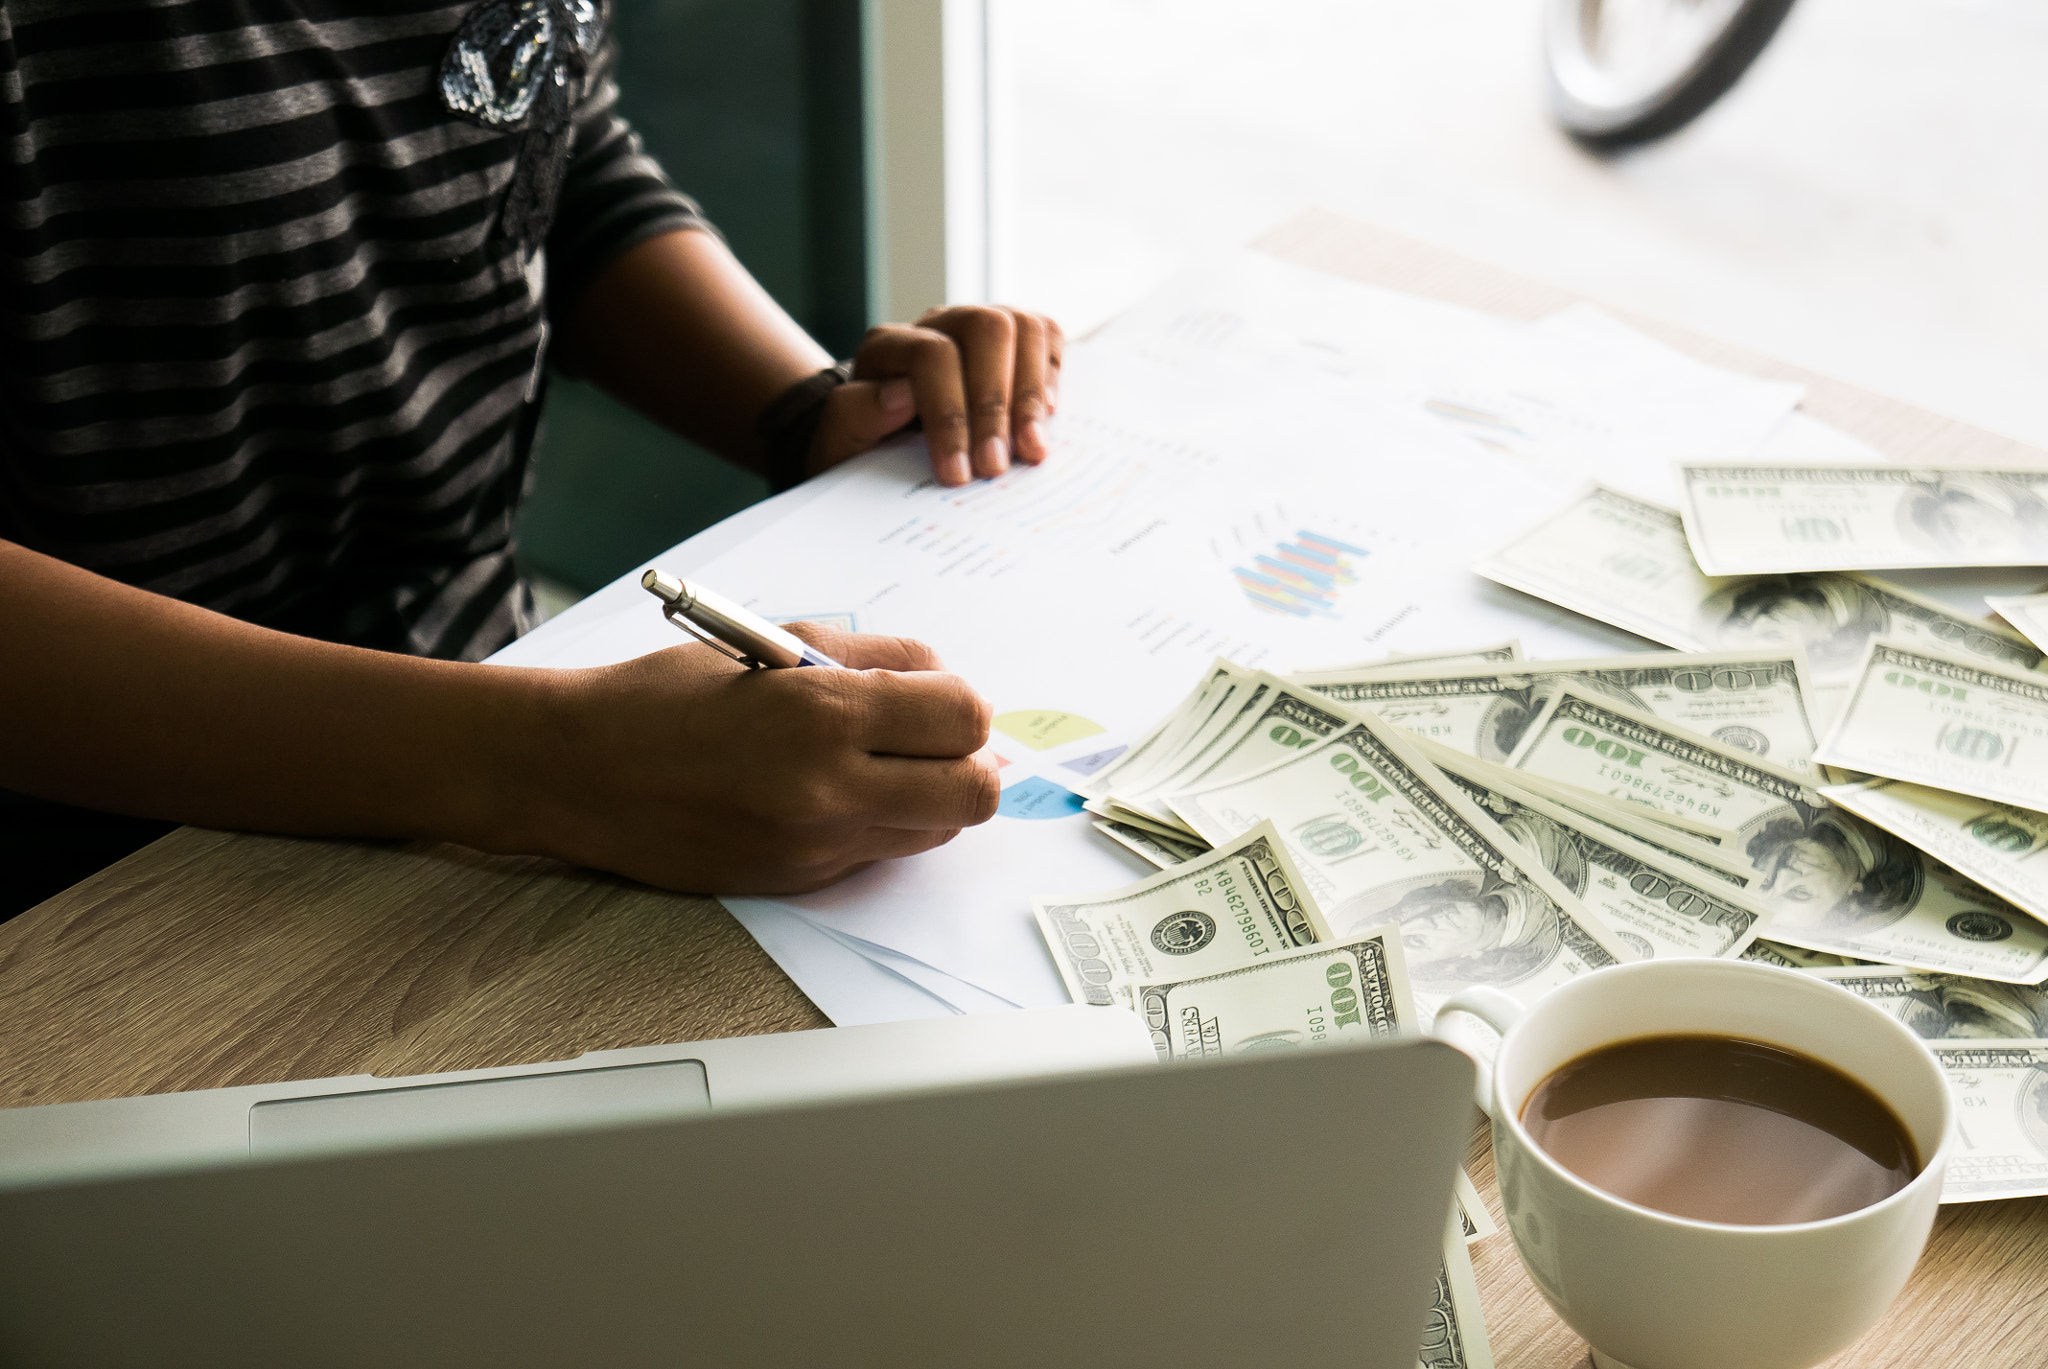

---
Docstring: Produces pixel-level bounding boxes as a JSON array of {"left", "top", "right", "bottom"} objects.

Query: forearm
[
  {"left": 0, "top": 540, "right": 1000, "bottom": 894},
  {"left": 0, "top": 542, "right": 556, "bottom": 851},
  {"left": 553, "top": 228, "right": 832, "bottom": 469}
]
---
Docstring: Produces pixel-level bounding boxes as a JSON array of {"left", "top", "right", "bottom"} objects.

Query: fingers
[
  {"left": 921, "top": 306, "right": 1016, "bottom": 479},
  {"left": 836, "top": 669, "right": 992, "bottom": 758},
  {"left": 853, "top": 324, "right": 972, "bottom": 486},
  {"left": 783, "top": 623, "right": 944, "bottom": 673},
  {"left": 852, "top": 305, "right": 1064, "bottom": 487},
  {"left": 854, "top": 753, "right": 1002, "bottom": 829},
  {"left": 806, "top": 377, "right": 916, "bottom": 475},
  {"left": 1042, "top": 314, "right": 1063, "bottom": 413},
  {"left": 1010, "top": 311, "right": 1057, "bottom": 465}
]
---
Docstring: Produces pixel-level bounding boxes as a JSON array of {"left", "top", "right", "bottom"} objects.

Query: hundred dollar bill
[
  {"left": 1816, "top": 640, "right": 2048, "bottom": 813},
  {"left": 1310, "top": 640, "right": 1525, "bottom": 674},
  {"left": 1087, "top": 667, "right": 1296, "bottom": 831},
  {"left": 1740, "top": 940, "right": 1872, "bottom": 970},
  {"left": 1986, "top": 592, "right": 2048, "bottom": 654},
  {"left": 1505, "top": 688, "right": 1826, "bottom": 841},
  {"left": 1474, "top": 766, "right": 1744, "bottom": 867},
  {"left": 1077, "top": 660, "right": 1249, "bottom": 800},
  {"left": 1536, "top": 788, "right": 1748, "bottom": 877},
  {"left": 1115, "top": 673, "right": 1280, "bottom": 808},
  {"left": 1069, "top": 671, "right": 1210, "bottom": 801},
  {"left": 1110, "top": 673, "right": 1360, "bottom": 827},
  {"left": 1820, "top": 778, "right": 2048, "bottom": 921},
  {"left": 1296, "top": 650, "right": 1821, "bottom": 772},
  {"left": 1415, "top": 740, "right": 1766, "bottom": 961},
  {"left": 1082, "top": 796, "right": 1205, "bottom": 845},
  {"left": 1104, "top": 651, "right": 1531, "bottom": 819},
  {"left": 1163, "top": 713, "right": 1638, "bottom": 1015},
  {"left": 1504, "top": 690, "right": 2048, "bottom": 981},
  {"left": 1092, "top": 817, "right": 1204, "bottom": 869},
  {"left": 1809, "top": 967, "right": 2048, "bottom": 1040},
  {"left": 1384, "top": 639, "right": 1523, "bottom": 667},
  {"left": 1421, "top": 1213, "right": 1496, "bottom": 1369},
  {"left": 1930, "top": 1040, "right": 2048, "bottom": 1202},
  {"left": 1452, "top": 1169, "right": 1498, "bottom": 1243},
  {"left": 1133, "top": 925, "right": 1414, "bottom": 1061},
  {"left": 1130, "top": 925, "right": 1496, "bottom": 1248},
  {"left": 1473, "top": 485, "right": 2042, "bottom": 691},
  {"left": 1568, "top": 808, "right": 1747, "bottom": 883},
  {"left": 1033, "top": 821, "right": 1318, "bottom": 1008},
  {"left": 1131, "top": 665, "right": 1277, "bottom": 794},
  {"left": 1677, "top": 463, "right": 2048, "bottom": 575},
  {"left": 1172, "top": 673, "right": 1361, "bottom": 788}
]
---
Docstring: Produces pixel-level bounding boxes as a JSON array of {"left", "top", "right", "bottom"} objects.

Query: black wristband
[{"left": 756, "top": 361, "right": 853, "bottom": 494}]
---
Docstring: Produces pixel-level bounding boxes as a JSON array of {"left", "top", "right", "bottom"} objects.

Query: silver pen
[{"left": 641, "top": 569, "right": 846, "bottom": 669}]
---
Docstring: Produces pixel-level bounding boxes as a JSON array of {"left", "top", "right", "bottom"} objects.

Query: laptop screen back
[
  {"left": 247, "top": 1061, "right": 711, "bottom": 1157},
  {"left": 0, "top": 1036, "right": 1472, "bottom": 1369}
]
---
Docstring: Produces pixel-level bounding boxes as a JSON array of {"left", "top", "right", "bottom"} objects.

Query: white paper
[
  {"left": 722, "top": 899, "right": 957, "bottom": 1026},
  {"left": 594, "top": 343, "right": 1642, "bottom": 1004},
  {"left": 494, "top": 255, "right": 1820, "bottom": 1019},
  {"left": 791, "top": 917, "right": 1028, "bottom": 1015},
  {"left": 1753, "top": 411, "right": 1886, "bottom": 463}
]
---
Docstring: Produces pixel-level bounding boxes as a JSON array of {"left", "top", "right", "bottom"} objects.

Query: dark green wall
[{"left": 517, "top": 0, "right": 866, "bottom": 595}]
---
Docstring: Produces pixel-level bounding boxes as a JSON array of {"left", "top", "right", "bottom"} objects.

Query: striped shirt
[{"left": 1, "top": 0, "right": 709, "bottom": 662}]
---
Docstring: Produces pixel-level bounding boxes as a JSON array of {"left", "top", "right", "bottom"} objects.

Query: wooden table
[{"left": 5, "top": 210, "right": 2043, "bottom": 1367}]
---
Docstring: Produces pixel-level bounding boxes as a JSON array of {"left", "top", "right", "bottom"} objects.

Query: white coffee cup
[{"left": 1436, "top": 958, "right": 1952, "bottom": 1369}]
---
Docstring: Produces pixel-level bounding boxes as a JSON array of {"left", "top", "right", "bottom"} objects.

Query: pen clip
[{"left": 662, "top": 604, "right": 764, "bottom": 669}]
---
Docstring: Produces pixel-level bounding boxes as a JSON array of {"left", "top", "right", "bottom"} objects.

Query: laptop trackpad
[{"left": 248, "top": 1061, "right": 710, "bottom": 1158}]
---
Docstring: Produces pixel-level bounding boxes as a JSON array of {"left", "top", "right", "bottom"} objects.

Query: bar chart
[{"left": 1233, "top": 529, "right": 1371, "bottom": 617}]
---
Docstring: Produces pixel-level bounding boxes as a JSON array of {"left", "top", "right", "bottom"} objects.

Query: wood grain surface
[
  {"left": 5, "top": 208, "right": 2043, "bottom": 1366},
  {"left": 0, "top": 826, "right": 824, "bottom": 1110}
]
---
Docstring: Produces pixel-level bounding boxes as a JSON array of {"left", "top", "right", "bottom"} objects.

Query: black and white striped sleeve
[{"left": 544, "top": 41, "right": 713, "bottom": 317}]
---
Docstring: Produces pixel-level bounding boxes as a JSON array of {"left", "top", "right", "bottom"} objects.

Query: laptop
[{"left": 0, "top": 1007, "right": 1474, "bottom": 1368}]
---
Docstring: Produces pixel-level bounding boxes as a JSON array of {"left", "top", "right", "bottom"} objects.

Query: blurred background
[{"left": 519, "top": 0, "right": 2048, "bottom": 610}]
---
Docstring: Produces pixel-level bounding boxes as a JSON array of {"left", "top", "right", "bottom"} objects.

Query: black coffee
[{"left": 1520, "top": 1034, "right": 1919, "bottom": 1225}]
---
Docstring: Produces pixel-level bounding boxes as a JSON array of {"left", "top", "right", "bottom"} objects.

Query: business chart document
[{"left": 499, "top": 250, "right": 1834, "bottom": 1022}]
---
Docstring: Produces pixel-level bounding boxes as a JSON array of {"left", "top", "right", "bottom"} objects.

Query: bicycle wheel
[{"left": 1544, "top": 0, "right": 1798, "bottom": 151}]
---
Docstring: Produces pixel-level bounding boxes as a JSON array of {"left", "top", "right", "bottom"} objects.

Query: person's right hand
[{"left": 507, "top": 625, "right": 1000, "bottom": 894}]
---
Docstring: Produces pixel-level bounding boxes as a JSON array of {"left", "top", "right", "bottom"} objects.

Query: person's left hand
[{"left": 807, "top": 305, "right": 1064, "bottom": 487}]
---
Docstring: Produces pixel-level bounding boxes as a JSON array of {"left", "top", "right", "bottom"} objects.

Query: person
[{"left": 0, "top": 2, "right": 1062, "bottom": 916}]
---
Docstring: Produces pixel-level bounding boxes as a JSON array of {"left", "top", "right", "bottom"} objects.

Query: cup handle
[{"left": 1430, "top": 986, "right": 1527, "bottom": 1118}]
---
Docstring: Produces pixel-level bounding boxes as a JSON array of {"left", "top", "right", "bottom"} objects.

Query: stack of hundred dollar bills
[{"left": 1029, "top": 467, "right": 2048, "bottom": 1332}]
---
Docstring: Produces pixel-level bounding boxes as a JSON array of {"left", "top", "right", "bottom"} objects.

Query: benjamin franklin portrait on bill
[
  {"left": 1699, "top": 574, "right": 1891, "bottom": 674},
  {"left": 1461, "top": 790, "right": 1593, "bottom": 898},
  {"left": 1896, "top": 473, "right": 2048, "bottom": 558},
  {"left": 1333, "top": 871, "right": 1567, "bottom": 991},
  {"left": 1743, "top": 808, "right": 1924, "bottom": 936},
  {"left": 2020, "top": 1065, "right": 2048, "bottom": 1165},
  {"left": 1473, "top": 678, "right": 1648, "bottom": 766},
  {"left": 1888, "top": 979, "right": 2048, "bottom": 1041}
]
